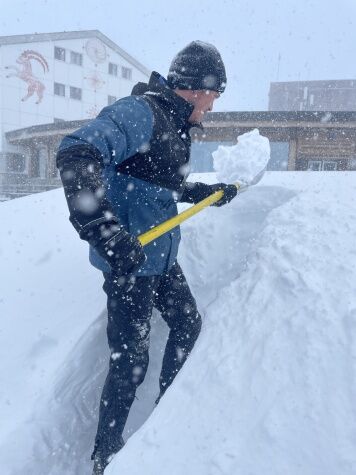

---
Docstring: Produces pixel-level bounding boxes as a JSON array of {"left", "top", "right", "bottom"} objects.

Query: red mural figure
[{"left": 5, "top": 50, "right": 49, "bottom": 104}]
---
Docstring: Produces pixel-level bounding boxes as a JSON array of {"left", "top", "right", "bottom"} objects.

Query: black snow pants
[{"left": 92, "top": 261, "right": 202, "bottom": 464}]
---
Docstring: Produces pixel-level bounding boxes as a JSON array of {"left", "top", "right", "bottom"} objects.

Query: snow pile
[
  {"left": 106, "top": 172, "right": 356, "bottom": 475},
  {"left": 0, "top": 191, "right": 107, "bottom": 474},
  {"left": 213, "top": 128, "right": 270, "bottom": 184},
  {"left": 0, "top": 191, "right": 169, "bottom": 475},
  {"left": 1, "top": 169, "right": 356, "bottom": 474}
]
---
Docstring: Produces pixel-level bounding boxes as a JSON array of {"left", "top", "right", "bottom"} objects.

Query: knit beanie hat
[{"left": 167, "top": 41, "right": 226, "bottom": 93}]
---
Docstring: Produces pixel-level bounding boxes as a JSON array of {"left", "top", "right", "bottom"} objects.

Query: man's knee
[{"left": 109, "top": 348, "right": 149, "bottom": 389}]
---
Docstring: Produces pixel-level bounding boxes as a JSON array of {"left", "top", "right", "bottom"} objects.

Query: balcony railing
[{"left": 0, "top": 173, "right": 62, "bottom": 200}]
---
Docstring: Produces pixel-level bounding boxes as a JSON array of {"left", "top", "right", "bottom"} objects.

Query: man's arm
[
  {"left": 56, "top": 96, "right": 154, "bottom": 276},
  {"left": 58, "top": 96, "right": 153, "bottom": 166}
]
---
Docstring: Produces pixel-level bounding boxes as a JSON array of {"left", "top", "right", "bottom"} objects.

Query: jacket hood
[{"left": 131, "top": 72, "right": 195, "bottom": 130}]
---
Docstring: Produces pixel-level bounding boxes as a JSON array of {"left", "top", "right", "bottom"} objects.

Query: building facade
[
  {"left": 0, "top": 30, "right": 150, "bottom": 199},
  {"left": 269, "top": 80, "right": 356, "bottom": 111}
]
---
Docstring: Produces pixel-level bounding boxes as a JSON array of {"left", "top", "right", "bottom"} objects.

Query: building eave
[
  {"left": 203, "top": 111, "right": 356, "bottom": 129},
  {"left": 5, "top": 119, "right": 90, "bottom": 144},
  {"left": 6, "top": 110, "right": 356, "bottom": 146}
]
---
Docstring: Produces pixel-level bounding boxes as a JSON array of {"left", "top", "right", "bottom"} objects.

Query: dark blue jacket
[{"left": 58, "top": 73, "right": 194, "bottom": 276}]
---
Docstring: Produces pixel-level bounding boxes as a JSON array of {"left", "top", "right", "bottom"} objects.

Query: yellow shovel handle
[{"left": 138, "top": 182, "right": 241, "bottom": 246}]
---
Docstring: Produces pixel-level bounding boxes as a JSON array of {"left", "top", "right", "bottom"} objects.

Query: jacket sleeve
[
  {"left": 55, "top": 96, "right": 154, "bottom": 263},
  {"left": 57, "top": 95, "right": 154, "bottom": 166}
]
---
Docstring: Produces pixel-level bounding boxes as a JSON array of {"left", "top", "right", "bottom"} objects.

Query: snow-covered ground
[{"left": 1, "top": 171, "right": 356, "bottom": 474}]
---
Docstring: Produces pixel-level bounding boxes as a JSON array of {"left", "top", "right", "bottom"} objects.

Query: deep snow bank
[
  {"left": 107, "top": 172, "right": 356, "bottom": 475},
  {"left": 1, "top": 172, "right": 356, "bottom": 475}
]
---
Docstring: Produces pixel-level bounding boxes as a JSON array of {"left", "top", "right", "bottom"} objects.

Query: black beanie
[{"left": 167, "top": 41, "right": 226, "bottom": 93}]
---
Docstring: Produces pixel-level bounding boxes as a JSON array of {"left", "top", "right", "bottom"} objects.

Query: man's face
[{"left": 188, "top": 90, "right": 220, "bottom": 123}]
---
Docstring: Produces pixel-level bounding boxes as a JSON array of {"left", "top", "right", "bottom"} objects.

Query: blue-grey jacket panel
[{"left": 58, "top": 95, "right": 181, "bottom": 276}]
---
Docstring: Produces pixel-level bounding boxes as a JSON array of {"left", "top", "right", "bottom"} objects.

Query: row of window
[
  {"left": 54, "top": 82, "right": 82, "bottom": 100},
  {"left": 54, "top": 82, "right": 117, "bottom": 105},
  {"left": 54, "top": 46, "right": 83, "bottom": 66},
  {"left": 54, "top": 46, "right": 132, "bottom": 79},
  {"left": 108, "top": 62, "right": 132, "bottom": 80}
]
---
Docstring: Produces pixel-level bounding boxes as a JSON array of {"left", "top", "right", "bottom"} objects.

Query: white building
[{"left": 0, "top": 30, "right": 150, "bottom": 199}]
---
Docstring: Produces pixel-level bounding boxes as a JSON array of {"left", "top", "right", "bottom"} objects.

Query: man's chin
[{"left": 189, "top": 113, "right": 204, "bottom": 124}]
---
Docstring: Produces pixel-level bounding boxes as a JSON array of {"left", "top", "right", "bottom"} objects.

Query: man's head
[
  {"left": 167, "top": 40, "right": 226, "bottom": 123},
  {"left": 174, "top": 89, "right": 220, "bottom": 123}
]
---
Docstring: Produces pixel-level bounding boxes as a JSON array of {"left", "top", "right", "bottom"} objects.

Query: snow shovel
[{"left": 138, "top": 167, "right": 266, "bottom": 247}]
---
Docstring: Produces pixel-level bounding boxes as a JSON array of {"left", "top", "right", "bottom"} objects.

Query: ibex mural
[{"left": 5, "top": 50, "right": 49, "bottom": 104}]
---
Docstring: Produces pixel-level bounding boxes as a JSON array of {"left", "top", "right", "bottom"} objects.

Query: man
[{"left": 56, "top": 40, "right": 238, "bottom": 474}]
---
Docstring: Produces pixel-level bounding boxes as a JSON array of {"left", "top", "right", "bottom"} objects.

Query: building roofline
[
  {"left": 0, "top": 30, "right": 151, "bottom": 76},
  {"left": 6, "top": 119, "right": 90, "bottom": 142},
  {"left": 7, "top": 110, "right": 356, "bottom": 143},
  {"left": 205, "top": 110, "right": 356, "bottom": 123}
]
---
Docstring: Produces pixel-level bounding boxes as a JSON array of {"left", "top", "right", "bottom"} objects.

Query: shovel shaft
[{"left": 138, "top": 182, "right": 242, "bottom": 246}]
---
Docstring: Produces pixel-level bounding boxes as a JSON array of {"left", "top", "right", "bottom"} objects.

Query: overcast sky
[{"left": 2, "top": 0, "right": 356, "bottom": 111}]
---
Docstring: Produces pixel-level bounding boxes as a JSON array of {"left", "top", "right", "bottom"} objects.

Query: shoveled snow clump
[{"left": 213, "top": 128, "right": 270, "bottom": 184}]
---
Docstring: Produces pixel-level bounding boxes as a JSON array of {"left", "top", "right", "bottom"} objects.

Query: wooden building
[
  {"left": 2, "top": 110, "right": 356, "bottom": 200},
  {"left": 192, "top": 111, "right": 356, "bottom": 172}
]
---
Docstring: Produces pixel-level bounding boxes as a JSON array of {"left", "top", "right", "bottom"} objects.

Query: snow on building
[{"left": 0, "top": 30, "right": 150, "bottom": 200}]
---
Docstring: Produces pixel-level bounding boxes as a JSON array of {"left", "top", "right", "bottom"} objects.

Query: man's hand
[
  {"left": 180, "top": 182, "right": 238, "bottom": 207},
  {"left": 91, "top": 222, "right": 147, "bottom": 276}
]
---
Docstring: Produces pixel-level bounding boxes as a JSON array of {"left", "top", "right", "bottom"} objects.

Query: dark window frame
[
  {"left": 6, "top": 153, "right": 26, "bottom": 173},
  {"left": 54, "top": 82, "right": 66, "bottom": 97},
  {"left": 108, "top": 62, "right": 118, "bottom": 76},
  {"left": 70, "top": 51, "right": 83, "bottom": 66},
  {"left": 108, "top": 95, "right": 117, "bottom": 105},
  {"left": 70, "top": 86, "right": 82, "bottom": 101},
  {"left": 122, "top": 66, "right": 132, "bottom": 80},
  {"left": 54, "top": 46, "right": 66, "bottom": 62}
]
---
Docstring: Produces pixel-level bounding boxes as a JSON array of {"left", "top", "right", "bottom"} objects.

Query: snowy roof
[
  {"left": 6, "top": 110, "right": 356, "bottom": 144},
  {"left": 6, "top": 119, "right": 90, "bottom": 143},
  {"left": 0, "top": 30, "right": 150, "bottom": 76},
  {"left": 204, "top": 110, "right": 356, "bottom": 127}
]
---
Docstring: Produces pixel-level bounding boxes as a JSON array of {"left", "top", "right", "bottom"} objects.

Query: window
[
  {"left": 108, "top": 62, "right": 118, "bottom": 76},
  {"left": 54, "top": 46, "right": 66, "bottom": 61},
  {"left": 268, "top": 142, "right": 289, "bottom": 171},
  {"left": 308, "top": 160, "right": 338, "bottom": 171},
  {"left": 323, "top": 161, "right": 338, "bottom": 171},
  {"left": 122, "top": 66, "right": 132, "bottom": 80},
  {"left": 70, "top": 86, "right": 82, "bottom": 100},
  {"left": 6, "top": 153, "right": 26, "bottom": 173},
  {"left": 54, "top": 82, "right": 65, "bottom": 96},
  {"left": 308, "top": 160, "right": 322, "bottom": 171},
  {"left": 70, "top": 51, "right": 83, "bottom": 66},
  {"left": 108, "top": 95, "right": 117, "bottom": 106}
]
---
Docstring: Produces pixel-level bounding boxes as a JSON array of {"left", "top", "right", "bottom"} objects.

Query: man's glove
[
  {"left": 57, "top": 144, "right": 146, "bottom": 276},
  {"left": 180, "top": 182, "right": 238, "bottom": 207},
  {"left": 80, "top": 217, "right": 146, "bottom": 276}
]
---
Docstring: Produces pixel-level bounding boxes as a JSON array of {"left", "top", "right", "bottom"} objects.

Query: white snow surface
[
  {"left": 213, "top": 128, "right": 270, "bottom": 184},
  {"left": 1, "top": 171, "right": 356, "bottom": 475}
]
